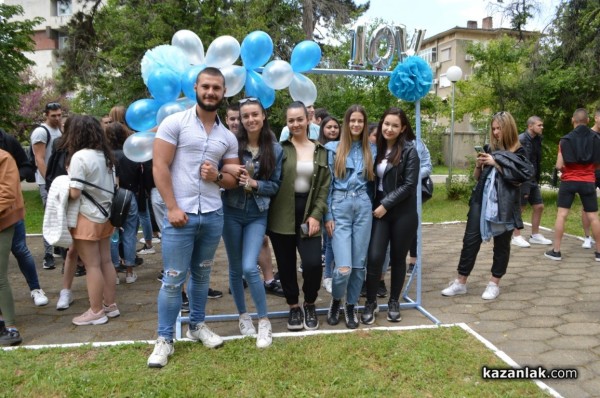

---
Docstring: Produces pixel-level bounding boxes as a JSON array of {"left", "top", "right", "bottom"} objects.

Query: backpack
[
  {"left": 26, "top": 125, "right": 51, "bottom": 183},
  {"left": 45, "top": 147, "right": 68, "bottom": 191},
  {"left": 71, "top": 177, "right": 134, "bottom": 228}
]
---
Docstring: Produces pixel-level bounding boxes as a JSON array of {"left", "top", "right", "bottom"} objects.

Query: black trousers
[
  {"left": 268, "top": 194, "right": 322, "bottom": 306},
  {"left": 457, "top": 203, "right": 512, "bottom": 278},
  {"left": 366, "top": 208, "right": 418, "bottom": 302}
]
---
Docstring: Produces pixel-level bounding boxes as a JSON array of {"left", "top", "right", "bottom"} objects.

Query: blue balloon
[
  {"left": 147, "top": 68, "right": 182, "bottom": 104},
  {"left": 181, "top": 64, "right": 206, "bottom": 101},
  {"left": 245, "top": 70, "right": 275, "bottom": 109},
  {"left": 125, "top": 99, "right": 161, "bottom": 132},
  {"left": 290, "top": 41, "right": 322, "bottom": 73},
  {"left": 240, "top": 31, "right": 273, "bottom": 70}
]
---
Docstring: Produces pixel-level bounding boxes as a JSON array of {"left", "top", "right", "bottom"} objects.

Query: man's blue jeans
[
  {"left": 11, "top": 220, "right": 40, "bottom": 291},
  {"left": 157, "top": 210, "right": 223, "bottom": 340}
]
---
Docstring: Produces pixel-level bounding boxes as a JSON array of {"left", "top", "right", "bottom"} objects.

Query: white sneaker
[
  {"left": 441, "top": 279, "right": 467, "bottom": 296},
  {"left": 137, "top": 244, "right": 156, "bottom": 255},
  {"left": 115, "top": 275, "right": 120, "bottom": 285},
  {"left": 56, "top": 289, "right": 73, "bottom": 310},
  {"left": 147, "top": 337, "right": 174, "bottom": 368},
  {"left": 125, "top": 272, "right": 138, "bottom": 284},
  {"left": 529, "top": 234, "right": 552, "bottom": 245},
  {"left": 582, "top": 236, "right": 595, "bottom": 249},
  {"left": 256, "top": 319, "right": 272, "bottom": 349},
  {"left": 139, "top": 237, "right": 161, "bottom": 244},
  {"left": 31, "top": 289, "right": 49, "bottom": 306},
  {"left": 511, "top": 235, "right": 531, "bottom": 248},
  {"left": 186, "top": 322, "right": 224, "bottom": 348},
  {"left": 238, "top": 313, "right": 256, "bottom": 336},
  {"left": 482, "top": 282, "right": 500, "bottom": 300},
  {"left": 322, "top": 277, "right": 332, "bottom": 294}
]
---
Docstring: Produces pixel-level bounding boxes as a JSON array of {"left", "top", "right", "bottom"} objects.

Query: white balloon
[
  {"left": 156, "top": 101, "right": 187, "bottom": 126},
  {"left": 123, "top": 132, "right": 156, "bottom": 163},
  {"left": 221, "top": 65, "right": 246, "bottom": 98},
  {"left": 289, "top": 73, "right": 317, "bottom": 106},
  {"left": 205, "top": 36, "right": 240, "bottom": 68},
  {"left": 262, "top": 60, "right": 294, "bottom": 90},
  {"left": 172, "top": 30, "right": 205, "bottom": 65}
]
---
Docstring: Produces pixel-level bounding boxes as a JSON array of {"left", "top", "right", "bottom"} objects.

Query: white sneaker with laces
[
  {"left": 139, "top": 237, "right": 161, "bottom": 244},
  {"left": 56, "top": 289, "right": 73, "bottom": 310},
  {"left": 482, "top": 282, "right": 500, "bottom": 300},
  {"left": 31, "top": 289, "right": 49, "bottom": 306},
  {"left": 529, "top": 234, "right": 552, "bottom": 245},
  {"left": 582, "top": 236, "right": 595, "bottom": 249},
  {"left": 441, "top": 279, "right": 467, "bottom": 296},
  {"left": 147, "top": 337, "right": 174, "bottom": 368},
  {"left": 322, "top": 278, "right": 332, "bottom": 294},
  {"left": 256, "top": 319, "right": 272, "bottom": 349},
  {"left": 238, "top": 313, "right": 256, "bottom": 336},
  {"left": 186, "top": 322, "right": 224, "bottom": 348},
  {"left": 511, "top": 235, "right": 531, "bottom": 248},
  {"left": 137, "top": 244, "right": 156, "bottom": 255},
  {"left": 125, "top": 272, "right": 138, "bottom": 284}
]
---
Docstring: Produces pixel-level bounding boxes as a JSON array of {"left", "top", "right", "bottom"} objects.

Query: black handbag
[
  {"left": 71, "top": 178, "right": 133, "bottom": 228},
  {"left": 421, "top": 176, "right": 434, "bottom": 202}
]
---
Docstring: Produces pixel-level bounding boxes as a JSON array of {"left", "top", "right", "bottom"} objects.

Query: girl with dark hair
[
  {"left": 362, "top": 108, "right": 419, "bottom": 324},
  {"left": 221, "top": 98, "right": 283, "bottom": 348},
  {"left": 268, "top": 101, "right": 330, "bottom": 332},
  {"left": 67, "top": 115, "right": 119, "bottom": 325},
  {"left": 324, "top": 104, "right": 375, "bottom": 329}
]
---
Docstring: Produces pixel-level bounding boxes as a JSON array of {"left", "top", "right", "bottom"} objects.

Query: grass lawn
[{"left": 0, "top": 327, "right": 547, "bottom": 397}]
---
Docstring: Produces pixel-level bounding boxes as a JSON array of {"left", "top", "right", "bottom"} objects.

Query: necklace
[{"left": 247, "top": 145, "right": 259, "bottom": 159}]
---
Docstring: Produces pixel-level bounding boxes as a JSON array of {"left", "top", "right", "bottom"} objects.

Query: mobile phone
[
  {"left": 474, "top": 145, "right": 484, "bottom": 154},
  {"left": 300, "top": 223, "right": 309, "bottom": 236}
]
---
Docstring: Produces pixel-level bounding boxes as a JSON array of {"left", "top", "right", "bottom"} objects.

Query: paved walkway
[{"left": 7, "top": 223, "right": 599, "bottom": 397}]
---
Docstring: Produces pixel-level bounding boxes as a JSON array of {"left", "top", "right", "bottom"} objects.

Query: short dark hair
[
  {"left": 45, "top": 102, "right": 61, "bottom": 113},
  {"left": 196, "top": 67, "right": 225, "bottom": 85}
]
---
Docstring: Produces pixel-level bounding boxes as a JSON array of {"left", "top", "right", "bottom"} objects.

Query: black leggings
[
  {"left": 268, "top": 194, "right": 322, "bottom": 305},
  {"left": 366, "top": 208, "right": 418, "bottom": 302},
  {"left": 457, "top": 203, "right": 512, "bottom": 278}
]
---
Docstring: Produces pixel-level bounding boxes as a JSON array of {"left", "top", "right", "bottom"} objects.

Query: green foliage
[{"left": 0, "top": 5, "right": 44, "bottom": 131}]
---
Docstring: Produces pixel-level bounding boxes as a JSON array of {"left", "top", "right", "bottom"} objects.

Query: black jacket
[
  {"left": 518, "top": 131, "right": 542, "bottom": 183},
  {"left": 374, "top": 142, "right": 420, "bottom": 216},
  {"left": 0, "top": 128, "right": 34, "bottom": 182}
]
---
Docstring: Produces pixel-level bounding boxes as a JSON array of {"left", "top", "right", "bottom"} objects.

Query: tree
[
  {"left": 301, "top": 0, "right": 370, "bottom": 40},
  {"left": 488, "top": 0, "right": 541, "bottom": 39},
  {"left": 0, "top": 4, "right": 44, "bottom": 131}
]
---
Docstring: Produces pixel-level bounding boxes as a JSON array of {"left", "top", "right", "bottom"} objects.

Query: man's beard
[{"left": 196, "top": 93, "right": 224, "bottom": 112}]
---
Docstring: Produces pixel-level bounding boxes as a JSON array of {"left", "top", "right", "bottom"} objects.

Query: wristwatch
[{"left": 215, "top": 172, "right": 223, "bottom": 183}]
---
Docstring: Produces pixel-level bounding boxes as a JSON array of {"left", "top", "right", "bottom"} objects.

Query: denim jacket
[
  {"left": 324, "top": 140, "right": 376, "bottom": 221},
  {"left": 222, "top": 143, "right": 283, "bottom": 213}
]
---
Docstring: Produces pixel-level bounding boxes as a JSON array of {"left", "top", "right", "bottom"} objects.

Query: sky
[{"left": 356, "top": 0, "right": 562, "bottom": 37}]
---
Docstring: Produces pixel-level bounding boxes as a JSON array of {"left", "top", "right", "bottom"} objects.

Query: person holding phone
[
  {"left": 267, "top": 101, "right": 330, "bottom": 331},
  {"left": 441, "top": 111, "right": 532, "bottom": 300}
]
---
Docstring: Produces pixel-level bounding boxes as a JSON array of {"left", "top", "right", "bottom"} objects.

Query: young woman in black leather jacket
[
  {"left": 362, "top": 107, "right": 420, "bottom": 324},
  {"left": 442, "top": 111, "right": 533, "bottom": 301}
]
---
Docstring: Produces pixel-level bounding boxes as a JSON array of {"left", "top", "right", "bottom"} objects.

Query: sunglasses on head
[
  {"left": 239, "top": 97, "right": 260, "bottom": 105},
  {"left": 45, "top": 102, "right": 62, "bottom": 111},
  {"left": 493, "top": 111, "right": 507, "bottom": 117}
]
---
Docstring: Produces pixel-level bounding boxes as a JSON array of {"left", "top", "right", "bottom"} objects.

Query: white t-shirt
[{"left": 31, "top": 123, "right": 62, "bottom": 185}]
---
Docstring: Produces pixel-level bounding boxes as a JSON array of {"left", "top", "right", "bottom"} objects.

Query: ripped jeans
[{"left": 157, "top": 210, "right": 223, "bottom": 340}]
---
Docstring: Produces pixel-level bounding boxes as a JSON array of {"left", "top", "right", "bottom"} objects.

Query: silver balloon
[
  {"left": 394, "top": 25, "right": 408, "bottom": 63},
  {"left": 367, "top": 25, "right": 396, "bottom": 70},
  {"left": 205, "top": 35, "right": 240, "bottom": 68},
  {"left": 221, "top": 65, "right": 246, "bottom": 97},
  {"left": 156, "top": 101, "right": 187, "bottom": 126},
  {"left": 262, "top": 60, "right": 294, "bottom": 90},
  {"left": 123, "top": 132, "right": 156, "bottom": 162},
  {"left": 349, "top": 25, "right": 367, "bottom": 69},
  {"left": 289, "top": 73, "right": 317, "bottom": 106},
  {"left": 171, "top": 30, "right": 205, "bottom": 65},
  {"left": 406, "top": 29, "right": 426, "bottom": 57}
]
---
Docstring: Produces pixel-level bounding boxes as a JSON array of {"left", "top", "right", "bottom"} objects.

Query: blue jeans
[
  {"left": 138, "top": 201, "right": 153, "bottom": 242},
  {"left": 111, "top": 196, "right": 139, "bottom": 267},
  {"left": 11, "top": 219, "right": 40, "bottom": 291},
  {"left": 222, "top": 202, "right": 268, "bottom": 318},
  {"left": 330, "top": 190, "right": 372, "bottom": 305},
  {"left": 157, "top": 210, "right": 223, "bottom": 340},
  {"left": 322, "top": 229, "right": 334, "bottom": 279}
]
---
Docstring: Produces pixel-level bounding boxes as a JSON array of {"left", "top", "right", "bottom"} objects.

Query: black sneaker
[
  {"left": 42, "top": 254, "right": 55, "bottom": 270},
  {"left": 544, "top": 249, "right": 562, "bottom": 261},
  {"left": 327, "top": 298, "right": 341, "bottom": 326},
  {"left": 407, "top": 263, "right": 416, "bottom": 275},
  {"left": 344, "top": 303, "right": 359, "bottom": 329},
  {"left": 135, "top": 256, "right": 144, "bottom": 266},
  {"left": 207, "top": 288, "right": 223, "bottom": 299},
  {"left": 377, "top": 280, "right": 388, "bottom": 298},
  {"left": 273, "top": 272, "right": 280, "bottom": 282},
  {"left": 0, "top": 327, "right": 22, "bottom": 346},
  {"left": 595, "top": 252, "right": 600, "bottom": 262},
  {"left": 115, "top": 264, "right": 127, "bottom": 273},
  {"left": 387, "top": 299, "right": 401, "bottom": 322},
  {"left": 74, "top": 265, "right": 86, "bottom": 277},
  {"left": 287, "top": 306, "right": 304, "bottom": 331},
  {"left": 264, "top": 280, "right": 285, "bottom": 297},
  {"left": 303, "top": 303, "right": 319, "bottom": 330},
  {"left": 361, "top": 300, "right": 378, "bottom": 325},
  {"left": 360, "top": 281, "right": 367, "bottom": 297}
]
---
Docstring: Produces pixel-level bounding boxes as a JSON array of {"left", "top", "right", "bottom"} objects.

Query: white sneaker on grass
[
  {"left": 187, "top": 322, "right": 224, "bottom": 348},
  {"left": 482, "top": 282, "right": 500, "bottom": 300},
  {"left": 31, "top": 289, "right": 49, "bottom": 306},
  {"left": 256, "top": 319, "right": 272, "bottom": 349},
  {"left": 511, "top": 235, "right": 530, "bottom": 248},
  {"left": 238, "top": 313, "right": 256, "bottom": 336},
  {"left": 529, "top": 234, "right": 552, "bottom": 245},
  {"left": 582, "top": 236, "right": 595, "bottom": 249},
  {"left": 56, "top": 289, "right": 73, "bottom": 310},
  {"left": 147, "top": 337, "right": 174, "bottom": 368},
  {"left": 441, "top": 279, "right": 467, "bottom": 296}
]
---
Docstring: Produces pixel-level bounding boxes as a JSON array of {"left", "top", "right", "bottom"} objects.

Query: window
[
  {"left": 58, "top": 33, "right": 68, "bottom": 50},
  {"left": 57, "top": 0, "right": 72, "bottom": 17},
  {"left": 439, "top": 47, "right": 451, "bottom": 62},
  {"left": 418, "top": 48, "right": 437, "bottom": 64}
]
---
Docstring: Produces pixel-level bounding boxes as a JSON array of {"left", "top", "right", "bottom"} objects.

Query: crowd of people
[{"left": 1, "top": 67, "right": 599, "bottom": 370}]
